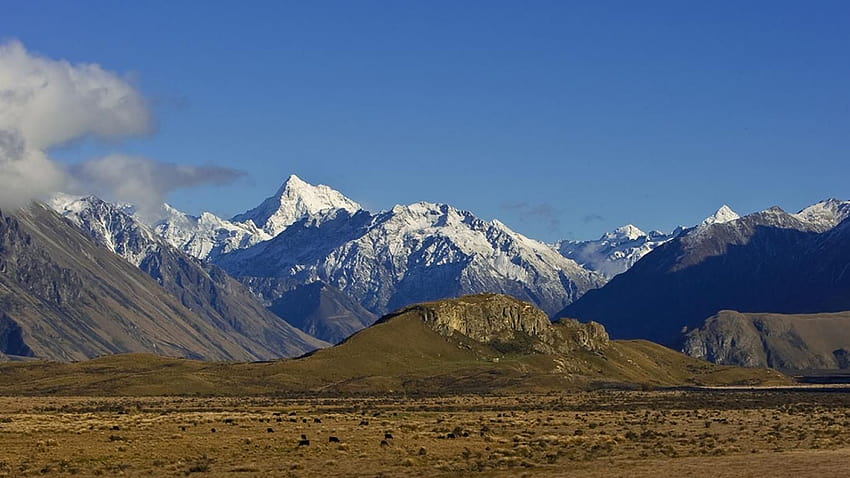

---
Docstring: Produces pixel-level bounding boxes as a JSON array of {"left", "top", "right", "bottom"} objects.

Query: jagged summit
[
  {"left": 232, "top": 174, "right": 361, "bottom": 237},
  {"left": 794, "top": 198, "right": 850, "bottom": 230},
  {"left": 699, "top": 205, "right": 740, "bottom": 228}
]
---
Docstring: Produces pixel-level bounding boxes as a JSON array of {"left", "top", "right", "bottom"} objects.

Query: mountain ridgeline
[{"left": 561, "top": 201, "right": 850, "bottom": 357}]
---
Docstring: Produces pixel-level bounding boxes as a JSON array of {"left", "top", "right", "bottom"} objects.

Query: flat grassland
[{"left": 0, "top": 391, "right": 848, "bottom": 477}]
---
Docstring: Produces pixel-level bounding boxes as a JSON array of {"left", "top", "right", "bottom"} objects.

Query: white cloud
[
  {"left": 0, "top": 40, "right": 150, "bottom": 150},
  {"left": 70, "top": 154, "right": 244, "bottom": 215},
  {"left": 0, "top": 40, "right": 241, "bottom": 211}
]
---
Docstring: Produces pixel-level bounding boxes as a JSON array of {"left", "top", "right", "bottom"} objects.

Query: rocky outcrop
[
  {"left": 683, "top": 310, "right": 850, "bottom": 371},
  {"left": 387, "top": 294, "right": 610, "bottom": 355}
]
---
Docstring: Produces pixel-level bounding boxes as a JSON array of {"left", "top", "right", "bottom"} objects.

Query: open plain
[{"left": 1, "top": 390, "right": 849, "bottom": 477}]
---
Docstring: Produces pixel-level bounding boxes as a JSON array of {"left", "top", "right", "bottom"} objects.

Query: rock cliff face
[
  {"left": 385, "top": 294, "right": 609, "bottom": 355},
  {"left": 682, "top": 310, "right": 850, "bottom": 371}
]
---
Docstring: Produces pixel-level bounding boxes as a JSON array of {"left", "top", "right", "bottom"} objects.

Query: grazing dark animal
[
  {"left": 359, "top": 420, "right": 369, "bottom": 426},
  {"left": 313, "top": 418, "right": 322, "bottom": 423},
  {"left": 302, "top": 418, "right": 308, "bottom": 423},
  {"left": 111, "top": 426, "right": 120, "bottom": 431},
  {"left": 224, "top": 418, "right": 234, "bottom": 424},
  {"left": 384, "top": 432, "right": 393, "bottom": 439},
  {"left": 266, "top": 428, "right": 274, "bottom": 433},
  {"left": 298, "top": 439, "right": 310, "bottom": 447},
  {"left": 328, "top": 436, "right": 340, "bottom": 443},
  {"left": 301, "top": 434, "right": 307, "bottom": 440},
  {"left": 210, "top": 428, "right": 217, "bottom": 433},
  {"left": 446, "top": 433, "right": 456, "bottom": 439}
]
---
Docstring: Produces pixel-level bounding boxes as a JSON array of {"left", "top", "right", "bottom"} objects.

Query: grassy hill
[{"left": 0, "top": 295, "right": 788, "bottom": 396}]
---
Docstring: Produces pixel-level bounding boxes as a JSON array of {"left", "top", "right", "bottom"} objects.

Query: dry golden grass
[{"left": 0, "top": 391, "right": 847, "bottom": 477}]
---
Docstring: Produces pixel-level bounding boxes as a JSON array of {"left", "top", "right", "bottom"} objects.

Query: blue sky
[{"left": 3, "top": 1, "right": 849, "bottom": 241}]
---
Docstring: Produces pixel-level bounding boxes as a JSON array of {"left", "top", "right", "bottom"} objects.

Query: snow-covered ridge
[
  {"left": 48, "top": 194, "right": 160, "bottom": 266},
  {"left": 793, "top": 199, "right": 850, "bottom": 230},
  {"left": 217, "top": 200, "right": 605, "bottom": 316},
  {"left": 152, "top": 204, "right": 270, "bottom": 261}
]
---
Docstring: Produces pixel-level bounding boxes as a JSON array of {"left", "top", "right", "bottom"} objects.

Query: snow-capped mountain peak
[
  {"left": 699, "top": 205, "right": 740, "bottom": 228},
  {"left": 555, "top": 223, "right": 674, "bottom": 279},
  {"left": 604, "top": 224, "right": 646, "bottom": 241},
  {"left": 232, "top": 174, "right": 362, "bottom": 237}
]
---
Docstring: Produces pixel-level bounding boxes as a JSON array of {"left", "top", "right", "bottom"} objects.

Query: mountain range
[
  {"left": 561, "top": 199, "right": 850, "bottom": 367},
  {"left": 127, "top": 175, "right": 606, "bottom": 339},
  {"left": 3, "top": 171, "right": 847, "bottom": 372}
]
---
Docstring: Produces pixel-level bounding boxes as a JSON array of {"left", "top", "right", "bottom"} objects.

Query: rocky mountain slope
[
  {"left": 0, "top": 204, "right": 324, "bottom": 361},
  {"left": 682, "top": 310, "right": 850, "bottom": 371},
  {"left": 0, "top": 294, "right": 787, "bottom": 395},
  {"left": 560, "top": 200, "right": 850, "bottom": 350},
  {"left": 47, "top": 196, "right": 328, "bottom": 359},
  {"left": 216, "top": 202, "right": 605, "bottom": 317}
]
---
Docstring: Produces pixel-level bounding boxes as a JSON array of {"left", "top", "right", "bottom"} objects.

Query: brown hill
[{"left": 0, "top": 294, "right": 787, "bottom": 395}]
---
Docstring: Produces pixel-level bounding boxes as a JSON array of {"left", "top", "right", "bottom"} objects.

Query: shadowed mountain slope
[
  {"left": 560, "top": 207, "right": 850, "bottom": 348},
  {"left": 268, "top": 281, "right": 377, "bottom": 344}
]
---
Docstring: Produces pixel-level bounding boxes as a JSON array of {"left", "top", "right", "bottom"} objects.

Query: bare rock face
[
  {"left": 550, "top": 318, "right": 610, "bottom": 353},
  {"left": 390, "top": 294, "right": 610, "bottom": 355}
]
